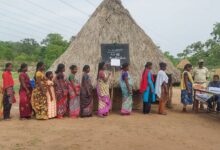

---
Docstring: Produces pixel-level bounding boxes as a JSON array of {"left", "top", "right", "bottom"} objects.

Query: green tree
[
  {"left": 177, "top": 23, "right": 220, "bottom": 69},
  {"left": 4, "top": 49, "right": 14, "bottom": 60},
  {"left": 164, "top": 51, "right": 180, "bottom": 66},
  {"left": 0, "top": 33, "right": 70, "bottom": 67},
  {"left": 211, "top": 23, "right": 220, "bottom": 42},
  {"left": 41, "top": 33, "right": 69, "bottom": 67},
  {"left": 19, "top": 38, "right": 40, "bottom": 55}
]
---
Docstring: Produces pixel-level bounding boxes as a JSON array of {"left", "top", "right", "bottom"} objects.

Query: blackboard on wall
[{"left": 101, "top": 44, "right": 129, "bottom": 66}]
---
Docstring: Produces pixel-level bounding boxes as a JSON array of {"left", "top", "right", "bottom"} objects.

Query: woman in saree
[
  {"left": 120, "top": 63, "right": 133, "bottom": 115},
  {"left": 181, "top": 64, "right": 194, "bottom": 112},
  {"left": 54, "top": 64, "right": 68, "bottom": 119},
  {"left": 80, "top": 65, "right": 93, "bottom": 117},
  {"left": 45, "top": 71, "right": 57, "bottom": 119},
  {"left": 31, "top": 62, "right": 48, "bottom": 120},
  {"left": 97, "top": 62, "right": 111, "bottom": 117},
  {"left": 19, "top": 63, "right": 32, "bottom": 119},
  {"left": 68, "top": 65, "right": 80, "bottom": 118},
  {"left": 140, "top": 62, "right": 156, "bottom": 114},
  {"left": 155, "top": 62, "right": 169, "bottom": 115},
  {"left": 2, "top": 63, "right": 16, "bottom": 120}
]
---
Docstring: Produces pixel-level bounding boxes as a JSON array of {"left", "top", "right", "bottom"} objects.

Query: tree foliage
[
  {"left": 41, "top": 34, "right": 69, "bottom": 67},
  {"left": 176, "top": 23, "right": 220, "bottom": 69},
  {"left": 0, "top": 33, "right": 69, "bottom": 68},
  {"left": 163, "top": 51, "right": 180, "bottom": 66}
]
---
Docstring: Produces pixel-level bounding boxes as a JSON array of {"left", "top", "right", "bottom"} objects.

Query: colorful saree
[
  {"left": 97, "top": 70, "right": 111, "bottom": 116},
  {"left": 80, "top": 73, "right": 93, "bottom": 117},
  {"left": 19, "top": 72, "right": 32, "bottom": 118},
  {"left": 54, "top": 73, "right": 68, "bottom": 118},
  {"left": 31, "top": 71, "right": 48, "bottom": 120},
  {"left": 181, "top": 71, "right": 194, "bottom": 105},
  {"left": 119, "top": 71, "right": 133, "bottom": 115},
  {"left": 140, "top": 70, "right": 155, "bottom": 114},
  {"left": 46, "top": 80, "right": 57, "bottom": 118},
  {"left": 68, "top": 74, "right": 80, "bottom": 118}
]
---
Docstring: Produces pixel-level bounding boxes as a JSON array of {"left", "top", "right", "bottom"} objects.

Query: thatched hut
[
  {"left": 211, "top": 68, "right": 220, "bottom": 77},
  {"left": 177, "top": 59, "right": 190, "bottom": 69},
  {"left": 50, "top": 0, "right": 180, "bottom": 109},
  {"left": 215, "top": 69, "right": 220, "bottom": 76}
]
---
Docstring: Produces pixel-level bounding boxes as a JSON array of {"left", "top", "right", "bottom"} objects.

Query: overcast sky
[{"left": 0, "top": 0, "right": 220, "bottom": 56}]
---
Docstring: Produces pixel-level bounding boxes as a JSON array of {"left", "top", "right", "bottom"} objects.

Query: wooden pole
[{"left": 110, "top": 67, "right": 115, "bottom": 111}]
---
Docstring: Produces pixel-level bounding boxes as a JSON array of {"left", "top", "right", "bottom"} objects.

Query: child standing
[{"left": 46, "top": 71, "right": 57, "bottom": 119}]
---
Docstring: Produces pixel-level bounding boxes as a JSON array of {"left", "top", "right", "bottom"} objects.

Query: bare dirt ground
[{"left": 0, "top": 88, "right": 220, "bottom": 150}]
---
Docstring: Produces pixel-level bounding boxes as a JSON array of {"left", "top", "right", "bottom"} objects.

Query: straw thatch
[
  {"left": 50, "top": 0, "right": 180, "bottom": 90},
  {"left": 214, "top": 69, "right": 220, "bottom": 76},
  {"left": 177, "top": 59, "right": 190, "bottom": 69}
]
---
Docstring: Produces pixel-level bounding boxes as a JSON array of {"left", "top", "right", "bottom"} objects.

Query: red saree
[{"left": 19, "top": 72, "right": 32, "bottom": 118}]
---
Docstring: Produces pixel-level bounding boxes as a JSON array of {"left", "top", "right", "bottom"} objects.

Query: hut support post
[{"left": 110, "top": 67, "right": 115, "bottom": 111}]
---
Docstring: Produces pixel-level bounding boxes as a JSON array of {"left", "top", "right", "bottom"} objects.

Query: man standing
[
  {"left": 207, "top": 75, "right": 220, "bottom": 112},
  {"left": 193, "top": 59, "right": 209, "bottom": 109}
]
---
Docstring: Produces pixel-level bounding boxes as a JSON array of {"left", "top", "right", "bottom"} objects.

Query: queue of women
[{"left": 0, "top": 60, "right": 195, "bottom": 120}]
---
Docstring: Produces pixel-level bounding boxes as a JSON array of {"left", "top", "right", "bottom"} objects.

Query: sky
[{"left": 0, "top": 0, "right": 220, "bottom": 56}]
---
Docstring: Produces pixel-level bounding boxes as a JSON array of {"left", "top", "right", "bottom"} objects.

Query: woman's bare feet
[
  {"left": 182, "top": 108, "right": 187, "bottom": 112},
  {"left": 159, "top": 112, "right": 167, "bottom": 115},
  {"left": 121, "top": 113, "right": 130, "bottom": 116},
  {"left": 98, "top": 114, "right": 105, "bottom": 118}
]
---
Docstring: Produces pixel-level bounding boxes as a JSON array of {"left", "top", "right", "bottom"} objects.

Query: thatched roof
[
  {"left": 177, "top": 59, "right": 190, "bottom": 69},
  {"left": 214, "top": 69, "right": 220, "bottom": 76},
  {"left": 49, "top": 0, "right": 180, "bottom": 89}
]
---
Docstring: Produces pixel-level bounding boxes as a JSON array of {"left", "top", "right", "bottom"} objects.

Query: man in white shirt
[{"left": 193, "top": 59, "right": 209, "bottom": 109}]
